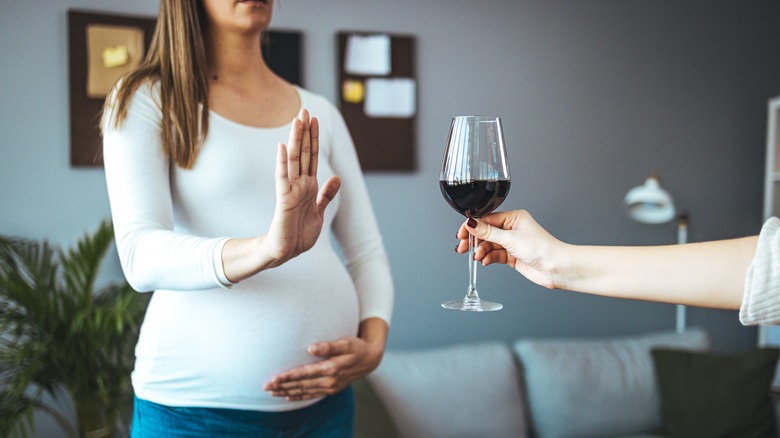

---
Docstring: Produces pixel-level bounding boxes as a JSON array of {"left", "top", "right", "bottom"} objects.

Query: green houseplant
[{"left": 0, "top": 220, "right": 149, "bottom": 438}]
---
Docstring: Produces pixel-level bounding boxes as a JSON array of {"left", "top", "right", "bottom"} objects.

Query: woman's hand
[
  {"left": 264, "top": 318, "right": 388, "bottom": 401},
  {"left": 221, "top": 109, "right": 341, "bottom": 282},
  {"left": 456, "top": 209, "right": 564, "bottom": 289},
  {"left": 263, "top": 108, "right": 341, "bottom": 265},
  {"left": 459, "top": 209, "right": 757, "bottom": 309}
]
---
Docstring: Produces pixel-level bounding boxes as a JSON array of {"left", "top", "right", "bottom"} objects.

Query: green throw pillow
[
  {"left": 353, "top": 377, "right": 399, "bottom": 438},
  {"left": 651, "top": 347, "right": 779, "bottom": 438}
]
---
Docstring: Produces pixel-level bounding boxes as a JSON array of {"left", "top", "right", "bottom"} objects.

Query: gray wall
[{"left": 3, "top": 0, "right": 780, "bottom": 432}]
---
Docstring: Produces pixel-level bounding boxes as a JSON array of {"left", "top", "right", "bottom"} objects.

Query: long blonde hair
[{"left": 102, "top": 0, "right": 210, "bottom": 169}]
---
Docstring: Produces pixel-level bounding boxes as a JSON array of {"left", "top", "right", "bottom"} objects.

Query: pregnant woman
[{"left": 101, "top": 1, "right": 393, "bottom": 436}]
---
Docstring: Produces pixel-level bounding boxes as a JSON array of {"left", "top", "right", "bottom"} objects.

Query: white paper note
[
  {"left": 345, "top": 34, "right": 391, "bottom": 76},
  {"left": 364, "top": 78, "right": 416, "bottom": 118}
]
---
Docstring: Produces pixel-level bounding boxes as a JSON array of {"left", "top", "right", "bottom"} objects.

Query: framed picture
[
  {"left": 68, "top": 10, "right": 156, "bottom": 167},
  {"left": 337, "top": 31, "right": 417, "bottom": 171}
]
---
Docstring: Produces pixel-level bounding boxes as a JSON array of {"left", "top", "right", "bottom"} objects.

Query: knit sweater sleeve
[
  {"left": 102, "top": 83, "right": 231, "bottom": 292},
  {"left": 739, "top": 217, "right": 780, "bottom": 325}
]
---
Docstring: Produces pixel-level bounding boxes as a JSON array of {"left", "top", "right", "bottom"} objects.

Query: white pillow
[
  {"left": 368, "top": 342, "right": 528, "bottom": 438},
  {"left": 514, "top": 328, "right": 709, "bottom": 438}
]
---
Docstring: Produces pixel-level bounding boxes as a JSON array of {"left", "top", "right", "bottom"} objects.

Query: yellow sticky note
[
  {"left": 102, "top": 45, "right": 129, "bottom": 68},
  {"left": 342, "top": 79, "right": 364, "bottom": 103}
]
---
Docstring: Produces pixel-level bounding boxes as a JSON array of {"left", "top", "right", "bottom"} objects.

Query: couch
[{"left": 354, "top": 328, "right": 780, "bottom": 438}]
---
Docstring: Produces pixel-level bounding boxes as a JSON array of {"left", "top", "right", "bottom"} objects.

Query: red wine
[{"left": 440, "top": 180, "right": 511, "bottom": 218}]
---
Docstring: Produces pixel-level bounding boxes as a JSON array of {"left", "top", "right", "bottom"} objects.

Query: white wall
[{"left": 3, "top": 0, "right": 780, "bottom": 435}]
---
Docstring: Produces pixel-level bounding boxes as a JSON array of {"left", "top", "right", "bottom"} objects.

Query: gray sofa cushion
[
  {"left": 368, "top": 341, "right": 528, "bottom": 438},
  {"left": 513, "top": 328, "right": 709, "bottom": 438}
]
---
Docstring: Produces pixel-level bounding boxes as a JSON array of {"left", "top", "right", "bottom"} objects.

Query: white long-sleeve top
[
  {"left": 741, "top": 217, "right": 780, "bottom": 325},
  {"left": 103, "top": 82, "right": 393, "bottom": 412}
]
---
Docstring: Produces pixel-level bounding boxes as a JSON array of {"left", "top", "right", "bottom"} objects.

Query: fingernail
[
  {"left": 455, "top": 244, "right": 460, "bottom": 252},
  {"left": 467, "top": 218, "right": 477, "bottom": 228}
]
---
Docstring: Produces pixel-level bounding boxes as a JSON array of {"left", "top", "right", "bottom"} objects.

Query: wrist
[
  {"left": 253, "top": 235, "right": 292, "bottom": 271},
  {"left": 222, "top": 236, "right": 284, "bottom": 282},
  {"left": 253, "top": 235, "right": 276, "bottom": 270},
  {"left": 358, "top": 317, "right": 389, "bottom": 364},
  {"left": 549, "top": 241, "right": 576, "bottom": 290}
]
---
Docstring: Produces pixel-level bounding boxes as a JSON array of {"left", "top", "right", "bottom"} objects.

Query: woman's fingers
[
  {"left": 481, "top": 246, "right": 509, "bottom": 266},
  {"left": 275, "top": 142, "right": 288, "bottom": 180},
  {"left": 298, "top": 109, "right": 311, "bottom": 176},
  {"left": 309, "top": 116, "right": 319, "bottom": 176},
  {"left": 284, "top": 109, "right": 319, "bottom": 180},
  {"left": 267, "top": 376, "right": 340, "bottom": 398},
  {"left": 267, "top": 378, "right": 341, "bottom": 400},
  {"left": 265, "top": 354, "right": 355, "bottom": 400},
  {"left": 267, "top": 360, "right": 335, "bottom": 385},
  {"left": 317, "top": 176, "right": 341, "bottom": 213},
  {"left": 286, "top": 118, "right": 303, "bottom": 181}
]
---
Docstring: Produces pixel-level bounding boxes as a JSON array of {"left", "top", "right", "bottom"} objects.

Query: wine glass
[{"left": 439, "top": 115, "right": 511, "bottom": 311}]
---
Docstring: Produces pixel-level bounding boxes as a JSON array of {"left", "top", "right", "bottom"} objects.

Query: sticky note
[
  {"left": 342, "top": 79, "right": 365, "bottom": 103},
  {"left": 102, "top": 45, "right": 129, "bottom": 68}
]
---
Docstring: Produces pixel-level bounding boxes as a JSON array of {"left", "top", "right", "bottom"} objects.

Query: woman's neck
[
  {"left": 206, "top": 30, "right": 272, "bottom": 84},
  {"left": 204, "top": 29, "right": 299, "bottom": 128}
]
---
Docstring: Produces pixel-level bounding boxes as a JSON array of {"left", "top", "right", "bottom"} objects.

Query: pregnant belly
[{"left": 132, "top": 266, "right": 360, "bottom": 410}]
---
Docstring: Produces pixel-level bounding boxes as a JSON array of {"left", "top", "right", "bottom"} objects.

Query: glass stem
[{"left": 467, "top": 232, "right": 480, "bottom": 301}]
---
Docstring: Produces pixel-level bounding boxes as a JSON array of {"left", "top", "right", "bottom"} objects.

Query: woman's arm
[
  {"left": 104, "top": 83, "right": 230, "bottom": 292},
  {"left": 104, "top": 85, "right": 338, "bottom": 291},
  {"left": 562, "top": 237, "right": 757, "bottom": 309},
  {"left": 459, "top": 210, "right": 758, "bottom": 310}
]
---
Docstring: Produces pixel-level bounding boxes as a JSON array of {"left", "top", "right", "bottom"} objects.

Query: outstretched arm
[
  {"left": 562, "top": 238, "right": 756, "bottom": 309},
  {"left": 458, "top": 210, "right": 757, "bottom": 310}
]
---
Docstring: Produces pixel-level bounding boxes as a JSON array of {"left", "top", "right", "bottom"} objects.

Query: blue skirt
[{"left": 131, "top": 386, "right": 354, "bottom": 438}]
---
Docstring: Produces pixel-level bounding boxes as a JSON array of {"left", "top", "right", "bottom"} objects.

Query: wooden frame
[
  {"left": 68, "top": 10, "right": 156, "bottom": 167},
  {"left": 337, "top": 32, "right": 417, "bottom": 172}
]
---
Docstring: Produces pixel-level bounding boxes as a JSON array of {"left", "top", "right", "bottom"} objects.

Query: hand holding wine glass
[{"left": 439, "top": 115, "right": 511, "bottom": 311}]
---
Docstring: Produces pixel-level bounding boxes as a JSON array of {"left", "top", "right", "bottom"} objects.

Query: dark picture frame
[
  {"left": 68, "top": 10, "right": 156, "bottom": 167},
  {"left": 337, "top": 31, "right": 417, "bottom": 172},
  {"left": 262, "top": 30, "right": 303, "bottom": 87}
]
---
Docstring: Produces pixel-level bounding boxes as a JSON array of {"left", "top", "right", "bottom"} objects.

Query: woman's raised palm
[{"left": 266, "top": 109, "right": 340, "bottom": 264}]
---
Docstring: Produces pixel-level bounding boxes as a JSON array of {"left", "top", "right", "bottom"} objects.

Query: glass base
[{"left": 441, "top": 298, "right": 503, "bottom": 312}]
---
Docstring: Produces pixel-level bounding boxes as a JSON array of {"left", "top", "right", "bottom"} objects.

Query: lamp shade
[{"left": 624, "top": 175, "right": 675, "bottom": 224}]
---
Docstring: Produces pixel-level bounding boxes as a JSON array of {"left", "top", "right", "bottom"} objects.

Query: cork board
[{"left": 337, "top": 32, "right": 417, "bottom": 172}]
